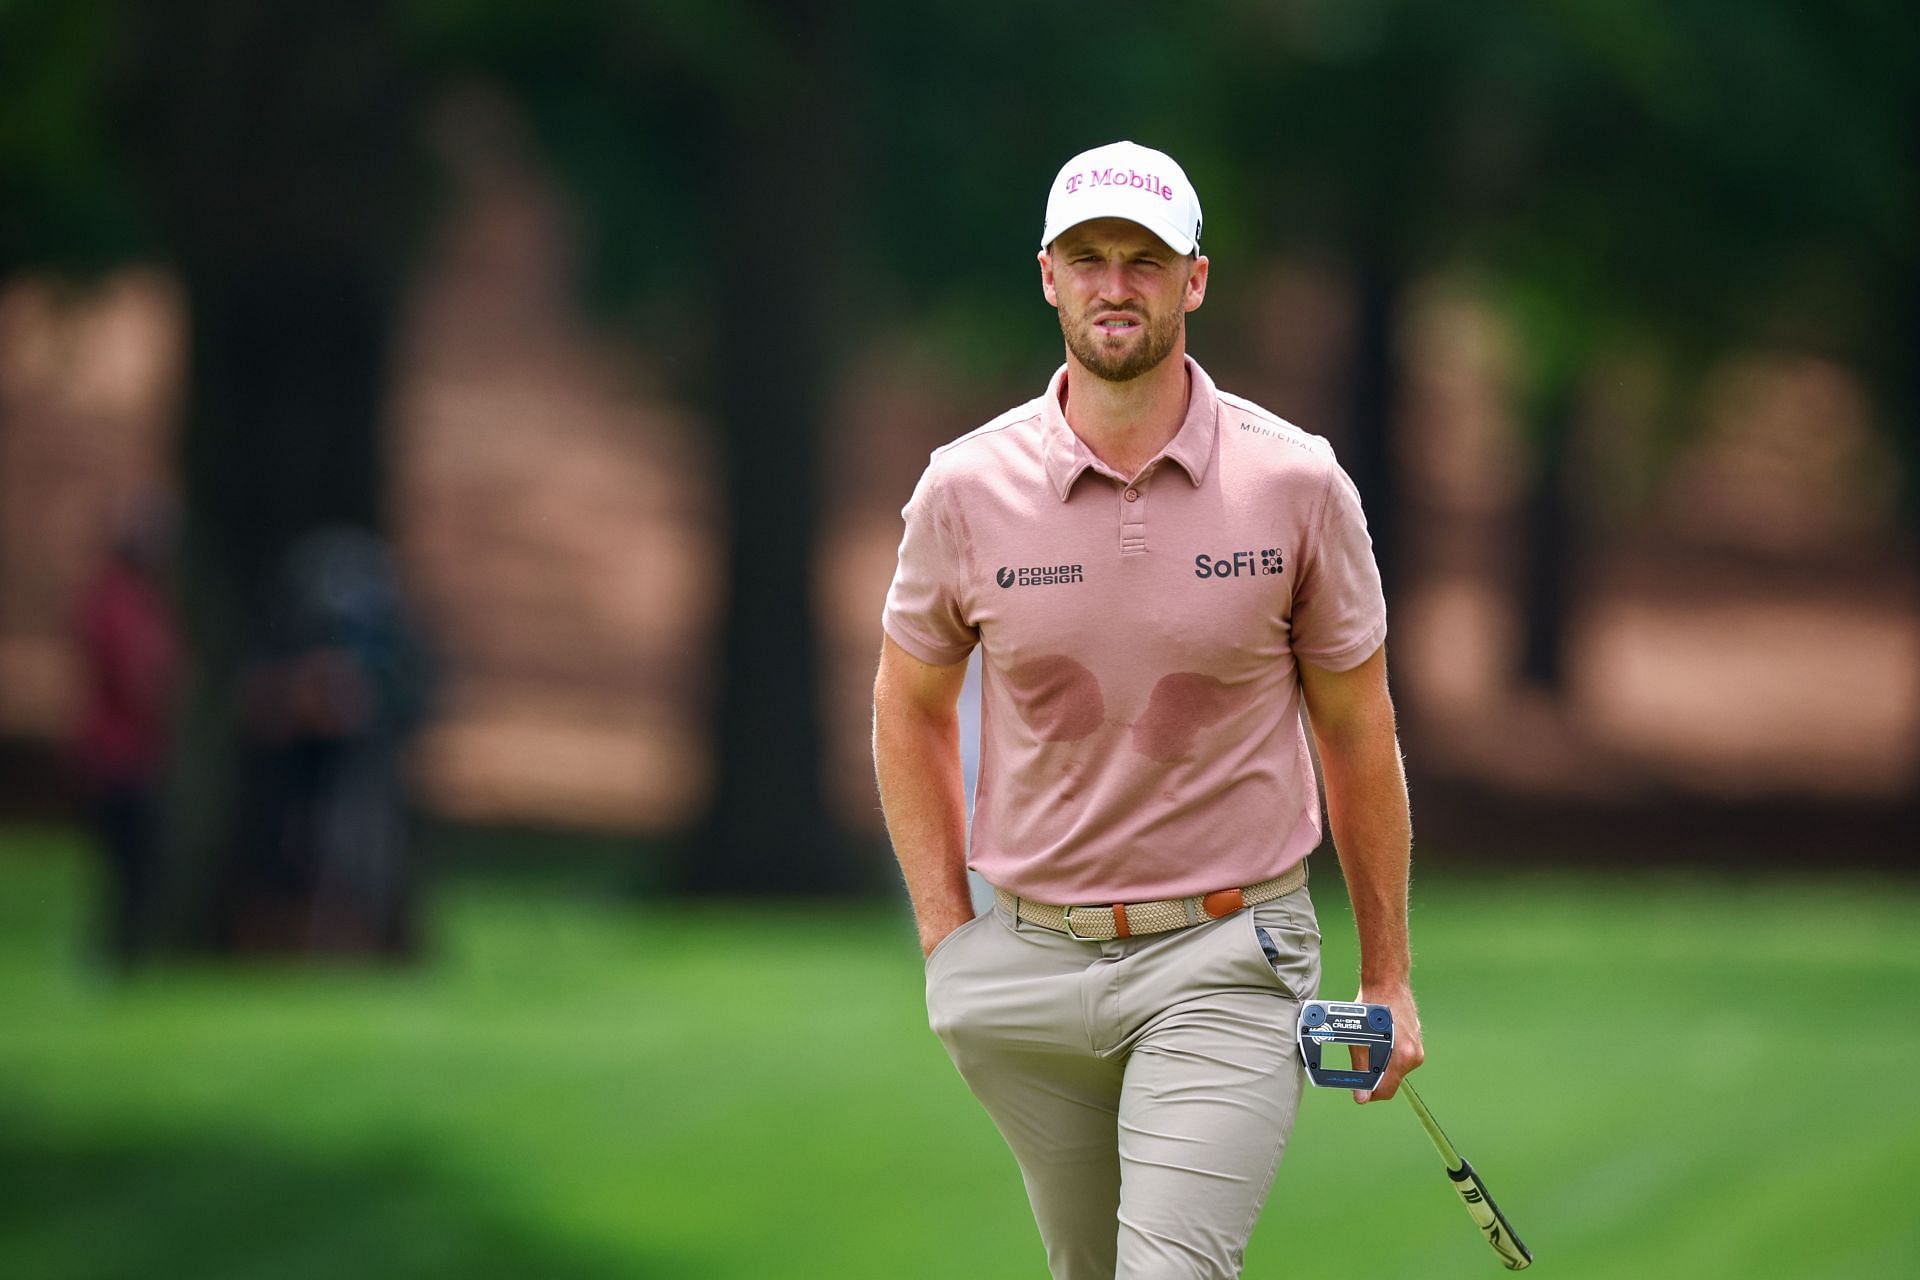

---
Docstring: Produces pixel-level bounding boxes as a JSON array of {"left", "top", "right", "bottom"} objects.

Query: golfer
[{"left": 872, "top": 140, "right": 1423, "bottom": 1279}]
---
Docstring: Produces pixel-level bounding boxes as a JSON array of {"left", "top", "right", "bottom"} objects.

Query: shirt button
[{"left": 1123, "top": 488, "right": 1140, "bottom": 502}]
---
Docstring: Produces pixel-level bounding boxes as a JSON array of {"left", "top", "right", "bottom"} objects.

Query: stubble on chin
[{"left": 1060, "top": 305, "right": 1182, "bottom": 383}]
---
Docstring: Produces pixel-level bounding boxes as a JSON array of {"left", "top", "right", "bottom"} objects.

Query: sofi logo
[
  {"left": 1064, "top": 168, "right": 1174, "bottom": 200},
  {"left": 1194, "top": 549, "right": 1284, "bottom": 579}
]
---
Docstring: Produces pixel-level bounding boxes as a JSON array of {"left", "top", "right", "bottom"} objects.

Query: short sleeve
[
  {"left": 881, "top": 465, "right": 978, "bottom": 666},
  {"left": 1290, "top": 460, "right": 1387, "bottom": 671}
]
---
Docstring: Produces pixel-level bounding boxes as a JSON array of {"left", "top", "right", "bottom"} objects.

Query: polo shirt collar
[{"left": 1041, "top": 355, "right": 1221, "bottom": 501}]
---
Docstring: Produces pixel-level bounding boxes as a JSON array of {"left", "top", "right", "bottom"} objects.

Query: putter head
[{"left": 1297, "top": 1001, "right": 1394, "bottom": 1090}]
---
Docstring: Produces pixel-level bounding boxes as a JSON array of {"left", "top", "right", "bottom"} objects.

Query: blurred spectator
[
  {"left": 227, "top": 526, "right": 432, "bottom": 957},
  {"left": 71, "top": 495, "right": 180, "bottom": 969}
]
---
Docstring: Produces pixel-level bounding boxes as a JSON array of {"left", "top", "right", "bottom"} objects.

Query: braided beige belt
[{"left": 993, "top": 860, "right": 1307, "bottom": 942}]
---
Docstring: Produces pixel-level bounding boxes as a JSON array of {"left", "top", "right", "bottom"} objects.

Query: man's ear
[
  {"left": 1183, "top": 254, "right": 1209, "bottom": 314},
  {"left": 1038, "top": 249, "right": 1059, "bottom": 307}
]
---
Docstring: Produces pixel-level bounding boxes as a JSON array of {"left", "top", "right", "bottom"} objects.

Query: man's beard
[{"left": 1060, "top": 303, "right": 1182, "bottom": 383}]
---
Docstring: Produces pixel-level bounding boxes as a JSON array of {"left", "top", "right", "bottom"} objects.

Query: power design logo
[
  {"left": 997, "top": 564, "right": 1084, "bottom": 588},
  {"left": 1194, "top": 549, "right": 1284, "bottom": 579}
]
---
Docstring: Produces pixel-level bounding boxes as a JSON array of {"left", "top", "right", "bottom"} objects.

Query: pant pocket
[
  {"left": 923, "top": 909, "right": 988, "bottom": 973},
  {"left": 924, "top": 911, "right": 999, "bottom": 1044},
  {"left": 1248, "top": 890, "right": 1320, "bottom": 1000}
]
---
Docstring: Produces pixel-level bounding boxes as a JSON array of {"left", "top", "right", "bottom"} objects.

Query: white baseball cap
[{"left": 1040, "top": 140, "right": 1203, "bottom": 256}]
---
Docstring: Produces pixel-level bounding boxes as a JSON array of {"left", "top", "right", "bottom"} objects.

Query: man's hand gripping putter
[
  {"left": 1297, "top": 1001, "right": 1533, "bottom": 1271},
  {"left": 1298, "top": 1000, "right": 1394, "bottom": 1089}
]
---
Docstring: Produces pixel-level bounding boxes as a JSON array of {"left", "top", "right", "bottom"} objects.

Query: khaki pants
[{"left": 925, "top": 886, "right": 1322, "bottom": 1279}]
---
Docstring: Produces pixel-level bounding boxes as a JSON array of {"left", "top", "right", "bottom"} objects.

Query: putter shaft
[{"left": 1401, "top": 1080, "right": 1462, "bottom": 1171}]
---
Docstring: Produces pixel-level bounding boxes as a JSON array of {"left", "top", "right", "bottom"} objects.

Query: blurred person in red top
[{"left": 72, "top": 496, "right": 180, "bottom": 968}]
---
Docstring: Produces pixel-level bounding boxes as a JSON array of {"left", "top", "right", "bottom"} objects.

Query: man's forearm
[
  {"left": 1301, "top": 646, "right": 1424, "bottom": 1100},
  {"left": 1318, "top": 722, "right": 1413, "bottom": 988},
  {"left": 872, "top": 693, "right": 974, "bottom": 954}
]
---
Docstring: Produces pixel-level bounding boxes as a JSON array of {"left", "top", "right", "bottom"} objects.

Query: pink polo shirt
[{"left": 883, "top": 357, "right": 1386, "bottom": 904}]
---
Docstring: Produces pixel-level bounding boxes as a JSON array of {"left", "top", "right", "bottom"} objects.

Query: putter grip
[{"left": 1447, "top": 1158, "right": 1533, "bottom": 1271}]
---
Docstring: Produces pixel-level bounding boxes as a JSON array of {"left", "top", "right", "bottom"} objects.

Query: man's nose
[{"left": 1095, "top": 261, "right": 1134, "bottom": 304}]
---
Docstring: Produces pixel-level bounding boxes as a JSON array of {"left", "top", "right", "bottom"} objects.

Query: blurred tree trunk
[
  {"left": 1901, "top": 248, "right": 1920, "bottom": 811},
  {"left": 1902, "top": 124, "right": 1920, "bottom": 813},
  {"left": 1344, "top": 256, "right": 1404, "bottom": 607},
  {"left": 131, "top": 0, "right": 419, "bottom": 953},
  {"left": 685, "top": 0, "right": 858, "bottom": 894},
  {"left": 1518, "top": 379, "right": 1580, "bottom": 692}
]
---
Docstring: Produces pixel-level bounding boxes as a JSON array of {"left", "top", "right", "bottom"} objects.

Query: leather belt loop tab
[
  {"left": 1201, "top": 888, "right": 1244, "bottom": 919},
  {"left": 1112, "top": 902, "right": 1131, "bottom": 938}
]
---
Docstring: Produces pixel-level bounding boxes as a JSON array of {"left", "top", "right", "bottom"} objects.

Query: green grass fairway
[{"left": 3, "top": 826, "right": 1917, "bottom": 1278}]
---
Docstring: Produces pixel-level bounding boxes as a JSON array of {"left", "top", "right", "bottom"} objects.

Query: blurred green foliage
[
  {"left": 6, "top": 0, "right": 1914, "bottom": 423},
  {"left": 4, "top": 827, "right": 1917, "bottom": 1277},
  {"left": 0, "top": 0, "right": 143, "bottom": 270},
  {"left": 403, "top": 0, "right": 1920, "bottom": 413}
]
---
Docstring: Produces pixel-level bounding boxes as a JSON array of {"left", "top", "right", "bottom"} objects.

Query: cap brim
[{"left": 1042, "top": 214, "right": 1195, "bottom": 256}]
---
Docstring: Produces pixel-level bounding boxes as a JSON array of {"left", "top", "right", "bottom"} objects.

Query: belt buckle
[{"left": 1061, "top": 904, "right": 1100, "bottom": 942}]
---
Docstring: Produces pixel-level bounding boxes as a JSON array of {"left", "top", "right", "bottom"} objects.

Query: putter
[{"left": 1297, "top": 1001, "right": 1534, "bottom": 1271}]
